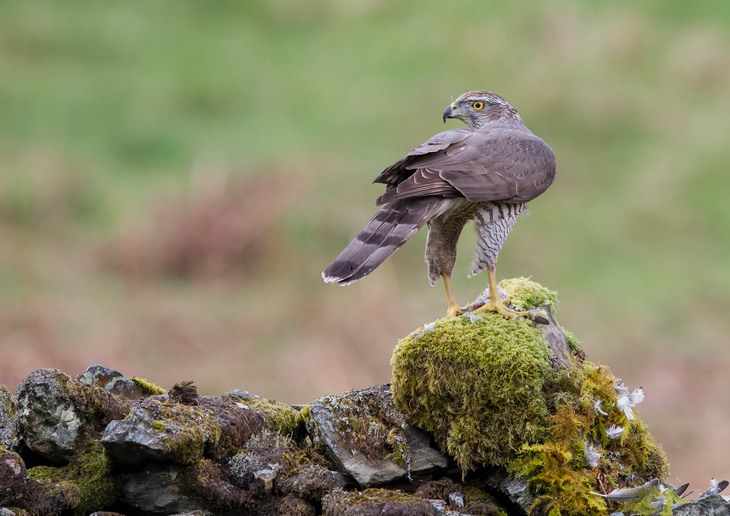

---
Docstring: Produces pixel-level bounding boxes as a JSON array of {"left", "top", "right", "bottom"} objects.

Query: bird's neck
[{"left": 470, "top": 112, "right": 523, "bottom": 130}]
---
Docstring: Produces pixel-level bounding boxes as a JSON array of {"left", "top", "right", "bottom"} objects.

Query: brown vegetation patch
[{"left": 101, "top": 169, "right": 305, "bottom": 281}]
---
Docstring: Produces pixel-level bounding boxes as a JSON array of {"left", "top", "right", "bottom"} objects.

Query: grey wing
[
  {"left": 376, "top": 127, "right": 556, "bottom": 205},
  {"left": 372, "top": 129, "right": 472, "bottom": 187}
]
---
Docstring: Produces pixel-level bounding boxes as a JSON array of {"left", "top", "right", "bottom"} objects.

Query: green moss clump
[
  {"left": 392, "top": 296, "right": 552, "bottom": 472},
  {"left": 500, "top": 277, "right": 558, "bottom": 312},
  {"left": 129, "top": 377, "right": 167, "bottom": 396},
  {"left": 508, "top": 358, "right": 668, "bottom": 515},
  {"left": 69, "top": 440, "right": 117, "bottom": 512},
  {"left": 28, "top": 440, "right": 116, "bottom": 515}
]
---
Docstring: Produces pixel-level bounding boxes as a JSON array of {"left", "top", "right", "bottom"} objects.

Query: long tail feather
[{"left": 322, "top": 199, "right": 440, "bottom": 285}]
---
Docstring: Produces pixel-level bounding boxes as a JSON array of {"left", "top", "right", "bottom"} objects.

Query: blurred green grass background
[{"left": 2, "top": 0, "right": 730, "bottom": 491}]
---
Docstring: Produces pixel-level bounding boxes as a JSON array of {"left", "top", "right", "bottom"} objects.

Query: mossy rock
[
  {"left": 391, "top": 278, "right": 669, "bottom": 515},
  {"left": 392, "top": 278, "right": 554, "bottom": 472},
  {"left": 27, "top": 440, "right": 116, "bottom": 516},
  {"left": 16, "top": 368, "right": 131, "bottom": 462},
  {"left": 129, "top": 376, "right": 167, "bottom": 396},
  {"left": 323, "top": 487, "right": 436, "bottom": 516},
  {"left": 225, "top": 390, "right": 300, "bottom": 436}
]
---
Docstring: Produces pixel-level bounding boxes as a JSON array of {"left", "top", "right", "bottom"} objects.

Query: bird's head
[{"left": 442, "top": 90, "right": 522, "bottom": 129}]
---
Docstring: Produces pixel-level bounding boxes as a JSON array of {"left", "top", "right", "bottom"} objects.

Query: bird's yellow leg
[
  {"left": 473, "top": 269, "right": 531, "bottom": 320},
  {"left": 441, "top": 273, "right": 462, "bottom": 316}
]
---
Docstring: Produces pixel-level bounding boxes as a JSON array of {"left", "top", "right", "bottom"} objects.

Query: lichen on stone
[{"left": 320, "top": 393, "right": 393, "bottom": 461}]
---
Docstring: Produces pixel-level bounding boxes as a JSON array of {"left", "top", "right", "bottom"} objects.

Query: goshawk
[{"left": 323, "top": 90, "right": 555, "bottom": 319}]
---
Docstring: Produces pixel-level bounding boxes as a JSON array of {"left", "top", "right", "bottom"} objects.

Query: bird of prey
[{"left": 322, "top": 90, "right": 555, "bottom": 320}]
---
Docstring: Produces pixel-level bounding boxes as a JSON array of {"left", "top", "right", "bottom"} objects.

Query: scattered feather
[
  {"left": 615, "top": 380, "right": 628, "bottom": 396},
  {"left": 584, "top": 441, "right": 601, "bottom": 469},
  {"left": 591, "top": 478, "right": 660, "bottom": 501},
  {"left": 672, "top": 482, "right": 691, "bottom": 498},
  {"left": 593, "top": 399, "right": 608, "bottom": 416},
  {"left": 616, "top": 385, "right": 645, "bottom": 420},
  {"left": 629, "top": 387, "right": 645, "bottom": 405},
  {"left": 413, "top": 322, "right": 436, "bottom": 337},
  {"left": 700, "top": 478, "right": 729, "bottom": 498},
  {"left": 606, "top": 425, "right": 624, "bottom": 439}
]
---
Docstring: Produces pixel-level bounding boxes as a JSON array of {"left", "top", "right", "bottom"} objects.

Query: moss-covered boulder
[
  {"left": 78, "top": 364, "right": 165, "bottom": 400},
  {"left": 16, "top": 369, "right": 130, "bottom": 462},
  {"left": 392, "top": 278, "right": 557, "bottom": 472},
  {"left": 101, "top": 381, "right": 266, "bottom": 466},
  {"left": 391, "top": 278, "right": 669, "bottom": 515},
  {"left": 27, "top": 440, "right": 116, "bottom": 515}
]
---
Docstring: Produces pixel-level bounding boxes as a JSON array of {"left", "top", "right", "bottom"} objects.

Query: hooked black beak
[{"left": 442, "top": 104, "right": 456, "bottom": 123}]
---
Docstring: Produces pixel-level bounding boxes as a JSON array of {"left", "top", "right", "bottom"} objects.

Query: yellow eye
[{"left": 472, "top": 101, "right": 484, "bottom": 110}]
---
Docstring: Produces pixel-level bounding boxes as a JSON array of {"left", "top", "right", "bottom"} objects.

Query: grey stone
[
  {"left": 0, "top": 386, "right": 18, "bottom": 451},
  {"left": 541, "top": 306, "right": 571, "bottom": 365},
  {"left": 483, "top": 469, "right": 534, "bottom": 514},
  {"left": 16, "top": 368, "right": 129, "bottom": 461},
  {"left": 0, "top": 509, "right": 17, "bottom": 516},
  {"left": 77, "top": 364, "right": 149, "bottom": 400},
  {"left": 428, "top": 499, "right": 463, "bottom": 515},
  {"left": 119, "top": 463, "right": 207, "bottom": 514},
  {"left": 304, "top": 385, "right": 448, "bottom": 488},
  {"left": 102, "top": 388, "right": 265, "bottom": 466},
  {"left": 17, "top": 369, "right": 83, "bottom": 461},
  {"left": 673, "top": 495, "right": 730, "bottom": 516},
  {"left": 101, "top": 395, "right": 204, "bottom": 465}
]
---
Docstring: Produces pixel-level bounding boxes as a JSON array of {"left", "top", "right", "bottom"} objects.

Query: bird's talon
[
  {"left": 473, "top": 301, "right": 549, "bottom": 325},
  {"left": 446, "top": 305, "right": 463, "bottom": 317}
]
